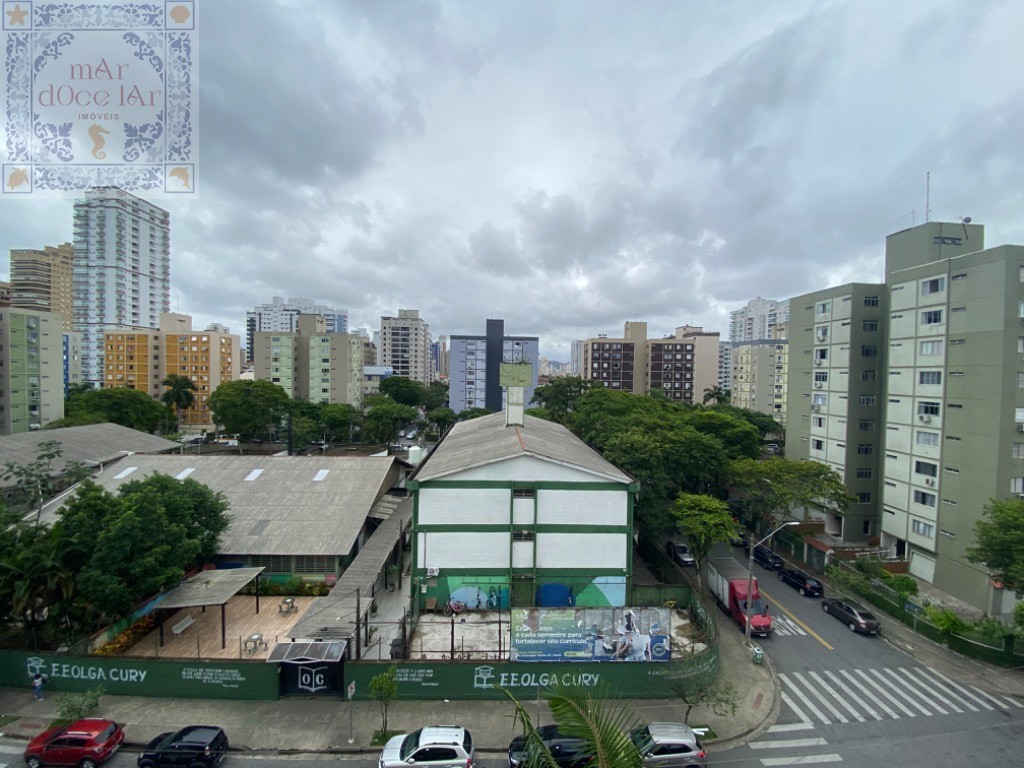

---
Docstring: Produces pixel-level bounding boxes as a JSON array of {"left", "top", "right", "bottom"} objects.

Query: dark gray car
[
  {"left": 745, "top": 543, "right": 783, "bottom": 570},
  {"left": 822, "top": 597, "right": 881, "bottom": 634},
  {"left": 778, "top": 568, "right": 823, "bottom": 597},
  {"left": 137, "top": 726, "right": 228, "bottom": 768}
]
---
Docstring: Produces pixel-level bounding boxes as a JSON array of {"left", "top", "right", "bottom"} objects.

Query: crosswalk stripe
[
  {"left": 780, "top": 690, "right": 813, "bottom": 726},
  {"left": 927, "top": 667, "right": 1023, "bottom": 710},
  {"left": 768, "top": 723, "right": 816, "bottom": 733},
  {"left": 965, "top": 681, "right": 1023, "bottom": 710},
  {"left": 854, "top": 669, "right": 918, "bottom": 717},
  {"left": 918, "top": 668, "right": 990, "bottom": 711},
  {"left": 870, "top": 668, "right": 944, "bottom": 716},
  {"left": 895, "top": 667, "right": 960, "bottom": 714},
  {"left": 821, "top": 669, "right": 883, "bottom": 720},
  {"left": 808, "top": 670, "right": 864, "bottom": 722},
  {"left": 773, "top": 615, "right": 808, "bottom": 636},
  {"left": 838, "top": 669, "right": 901, "bottom": 719},
  {"left": 0, "top": 745, "right": 22, "bottom": 755},
  {"left": 781, "top": 675, "right": 832, "bottom": 724},
  {"left": 750, "top": 737, "right": 829, "bottom": 749},
  {"left": 761, "top": 756, "right": 843, "bottom": 766},
  {"left": 793, "top": 671, "right": 849, "bottom": 723}
]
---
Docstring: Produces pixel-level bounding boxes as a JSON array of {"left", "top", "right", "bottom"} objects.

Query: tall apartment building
[
  {"left": 10, "top": 243, "right": 74, "bottom": 331},
  {"left": 449, "top": 320, "right": 539, "bottom": 413},
  {"left": 730, "top": 336, "right": 789, "bottom": 425},
  {"left": 62, "top": 332, "right": 82, "bottom": 396},
  {"left": 0, "top": 309, "right": 65, "bottom": 434},
  {"left": 245, "top": 297, "right": 349, "bottom": 360},
  {"left": 581, "top": 322, "right": 720, "bottom": 404},
  {"left": 718, "top": 342, "right": 733, "bottom": 391},
  {"left": 786, "top": 284, "right": 888, "bottom": 543},
  {"left": 0, "top": 282, "right": 10, "bottom": 306},
  {"left": 729, "top": 297, "right": 790, "bottom": 342},
  {"left": 253, "top": 315, "right": 363, "bottom": 407},
  {"left": 379, "top": 309, "right": 432, "bottom": 385},
  {"left": 570, "top": 339, "right": 584, "bottom": 375},
  {"left": 103, "top": 313, "right": 240, "bottom": 430},
  {"left": 72, "top": 188, "right": 171, "bottom": 386}
]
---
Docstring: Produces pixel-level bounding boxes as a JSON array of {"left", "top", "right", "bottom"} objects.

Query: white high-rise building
[
  {"left": 380, "top": 309, "right": 432, "bottom": 385},
  {"left": 729, "top": 297, "right": 790, "bottom": 342},
  {"left": 245, "top": 297, "right": 349, "bottom": 360},
  {"left": 72, "top": 188, "right": 171, "bottom": 386}
]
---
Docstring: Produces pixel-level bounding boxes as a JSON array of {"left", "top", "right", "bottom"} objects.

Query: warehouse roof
[
  {"left": 41, "top": 455, "right": 399, "bottom": 557},
  {"left": 410, "top": 412, "right": 632, "bottom": 483}
]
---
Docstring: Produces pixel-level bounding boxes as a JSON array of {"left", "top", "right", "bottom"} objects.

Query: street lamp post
[{"left": 745, "top": 520, "right": 799, "bottom": 646}]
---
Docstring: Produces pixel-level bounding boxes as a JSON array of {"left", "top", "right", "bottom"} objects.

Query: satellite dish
[{"left": 962, "top": 216, "right": 972, "bottom": 224}]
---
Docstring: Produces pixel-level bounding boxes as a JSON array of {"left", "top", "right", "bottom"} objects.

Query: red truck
[{"left": 707, "top": 557, "right": 773, "bottom": 637}]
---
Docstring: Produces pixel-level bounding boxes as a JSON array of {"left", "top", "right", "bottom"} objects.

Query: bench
[{"left": 172, "top": 615, "right": 196, "bottom": 636}]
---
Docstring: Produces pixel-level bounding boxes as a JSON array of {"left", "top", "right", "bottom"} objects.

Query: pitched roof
[
  {"left": 40, "top": 455, "right": 398, "bottom": 557},
  {"left": 411, "top": 412, "right": 632, "bottom": 483},
  {"left": 0, "top": 424, "right": 179, "bottom": 481}
]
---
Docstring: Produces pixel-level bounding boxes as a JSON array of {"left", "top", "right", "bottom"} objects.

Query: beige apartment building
[
  {"left": 9, "top": 243, "right": 74, "bottom": 331},
  {"left": 731, "top": 336, "right": 789, "bottom": 426},
  {"left": 253, "top": 315, "right": 363, "bottom": 407},
  {"left": 0, "top": 309, "right": 65, "bottom": 434},
  {"left": 103, "top": 313, "right": 240, "bottom": 431},
  {"left": 379, "top": 309, "right": 432, "bottom": 385},
  {"left": 581, "top": 322, "right": 720, "bottom": 404}
]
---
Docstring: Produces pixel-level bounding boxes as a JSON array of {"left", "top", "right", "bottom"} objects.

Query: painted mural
[{"left": 510, "top": 607, "right": 671, "bottom": 662}]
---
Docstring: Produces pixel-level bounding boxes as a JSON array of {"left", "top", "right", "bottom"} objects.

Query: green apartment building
[{"left": 0, "top": 309, "right": 64, "bottom": 434}]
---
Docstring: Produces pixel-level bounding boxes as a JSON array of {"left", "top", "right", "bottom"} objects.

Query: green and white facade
[
  {"left": 0, "top": 308, "right": 64, "bottom": 434},
  {"left": 407, "top": 413, "right": 638, "bottom": 610}
]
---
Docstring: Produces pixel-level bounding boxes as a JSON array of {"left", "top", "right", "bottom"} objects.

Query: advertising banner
[{"left": 510, "top": 607, "right": 671, "bottom": 663}]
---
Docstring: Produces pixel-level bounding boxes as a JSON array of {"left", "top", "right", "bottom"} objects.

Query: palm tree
[
  {"left": 701, "top": 385, "right": 730, "bottom": 406},
  {"left": 161, "top": 374, "right": 198, "bottom": 432}
]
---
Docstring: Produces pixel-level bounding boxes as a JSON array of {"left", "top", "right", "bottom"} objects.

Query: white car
[{"left": 379, "top": 726, "right": 474, "bottom": 768}]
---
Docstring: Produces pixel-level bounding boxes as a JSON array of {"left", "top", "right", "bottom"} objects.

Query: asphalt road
[{"left": 708, "top": 548, "right": 1024, "bottom": 768}]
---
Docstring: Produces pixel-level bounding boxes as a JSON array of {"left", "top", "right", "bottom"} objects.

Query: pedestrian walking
[{"left": 31, "top": 672, "right": 45, "bottom": 700}]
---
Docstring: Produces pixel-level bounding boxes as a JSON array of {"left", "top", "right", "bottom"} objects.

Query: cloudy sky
[{"left": 3, "top": 0, "right": 1023, "bottom": 361}]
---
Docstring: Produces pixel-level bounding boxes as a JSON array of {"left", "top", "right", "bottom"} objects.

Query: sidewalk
[{"left": 0, "top": 614, "right": 778, "bottom": 756}]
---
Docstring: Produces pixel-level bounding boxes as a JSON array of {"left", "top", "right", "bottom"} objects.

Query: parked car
[
  {"left": 630, "top": 722, "right": 709, "bottom": 768},
  {"left": 25, "top": 719, "right": 124, "bottom": 768},
  {"left": 508, "top": 725, "right": 590, "bottom": 768},
  {"left": 730, "top": 527, "right": 747, "bottom": 547},
  {"left": 822, "top": 597, "right": 882, "bottom": 634},
  {"left": 744, "top": 543, "right": 784, "bottom": 570},
  {"left": 379, "top": 726, "right": 474, "bottom": 768},
  {"left": 136, "top": 726, "right": 228, "bottom": 768},
  {"left": 765, "top": 442, "right": 781, "bottom": 454},
  {"left": 665, "top": 539, "right": 696, "bottom": 567},
  {"left": 778, "top": 567, "right": 823, "bottom": 597}
]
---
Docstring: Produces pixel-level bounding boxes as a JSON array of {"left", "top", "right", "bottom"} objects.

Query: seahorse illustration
[{"left": 89, "top": 124, "right": 110, "bottom": 159}]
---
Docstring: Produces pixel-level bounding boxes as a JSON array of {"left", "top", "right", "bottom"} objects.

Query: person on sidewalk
[{"left": 31, "top": 673, "right": 46, "bottom": 700}]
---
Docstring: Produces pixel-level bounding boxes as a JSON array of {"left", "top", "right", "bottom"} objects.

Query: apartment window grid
[
  {"left": 855, "top": 467, "right": 873, "bottom": 479},
  {"left": 921, "top": 309, "right": 943, "bottom": 326},
  {"left": 912, "top": 520, "right": 935, "bottom": 537},
  {"left": 920, "top": 371, "right": 942, "bottom": 385},
  {"left": 863, "top": 296, "right": 879, "bottom": 307},
  {"left": 921, "top": 277, "right": 945, "bottom": 295},
  {"left": 913, "top": 490, "right": 936, "bottom": 507}
]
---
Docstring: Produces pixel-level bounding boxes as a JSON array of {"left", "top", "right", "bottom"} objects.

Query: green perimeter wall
[
  {"left": 0, "top": 652, "right": 279, "bottom": 700},
  {"left": 344, "top": 647, "right": 718, "bottom": 701}
]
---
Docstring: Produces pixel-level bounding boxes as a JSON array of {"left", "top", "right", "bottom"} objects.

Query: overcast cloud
[{"left": 3, "top": 0, "right": 1023, "bottom": 361}]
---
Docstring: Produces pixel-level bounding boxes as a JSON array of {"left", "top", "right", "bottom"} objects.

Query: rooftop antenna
[
  {"left": 959, "top": 216, "right": 972, "bottom": 240},
  {"left": 925, "top": 172, "right": 931, "bottom": 222}
]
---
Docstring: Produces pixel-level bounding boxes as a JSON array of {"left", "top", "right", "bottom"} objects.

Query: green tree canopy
[
  {"left": 320, "top": 403, "right": 357, "bottom": 442},
  {"left": 208, "top": 379, "right": 291, "bottom": 438},
  {"left": 530, "top": 376, "right": 597, "bottom": 424},
  {"left": 422, "top": 380, "right": 450, "bottom": 411},
  {"left": 379, "top": 377, "right": 426, "bottom": 407},
  {"left": 728, "top": 457, "right": 852, "bottom": 527},
  {"left": 702, "top": 385, "right": 730, "bottom": 405},
  {"left": 160, "top": 374, "right": 198, "bottom": 431},
  {"left": 965, "top": 498, "right": 1024, "bottom": 596},
  {"left": 686, "top": 410, "right": 760, "bottom": 460},
  {"left": 457, "top": 407, "right": 493, "bottom": 421},
  {"left": 426, "top": 407, "right": 457, "bottom": 435},
  {"left": 670, "top": 493, "right": 735, "bottom": 587},
  {"left": 363, "top": 400, "right": 418, "bottom": 444},
  {"left": 63, "top": 387, "right": 170, "bottom": 432}
]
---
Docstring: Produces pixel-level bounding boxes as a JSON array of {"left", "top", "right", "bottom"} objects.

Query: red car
[{"left": 24, "top": 719, "right": 125, "bottom": 768}]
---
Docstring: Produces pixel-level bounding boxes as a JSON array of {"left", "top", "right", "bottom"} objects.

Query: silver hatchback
[
  {"left": 631, "top": 722, "right": 708, "bottom": 768},
  {"left": 379, "top": 726, "right": 474, "bottom": 768}
]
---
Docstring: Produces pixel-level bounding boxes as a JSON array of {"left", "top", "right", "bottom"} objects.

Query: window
[
  {"left": 815, "top": 348, "right": 828, "bottom": 361},
  {"left": 814, "top": 371, "right": 828, "bottom": 383},
  {"left": 913, "top": 490, "right": 936, "bottom": 507},
  {"left": 815, "top": 326, "right": 829, "bottom": 341},
  {"left": 512, "top": 530, "right": 535, "bottom": 542},
  {"left": 922, "top": 309, "right": 943, "bottom": 325},
  {"left": 920, "top": 340, "right": 942, "bottom": 356},
  {"left": 1016, "top": 408, "right": 1024, "bottom": 424},
  {"left": 862, "top": 320, "right": 879, "bottom": 332},
  {"left": 856, "top": 467, "right": 873, "bottom": 479},
  {"left": 858, "top": 419, "right": 874, "bottom": 431},
  {"left": 811, "top": 439, "right": 824, "bottom": 451},
  {"left": 1018, "top": 372, "right": 1024, "bottom": 389},
  {"left": 856, "top": 492, "right": 871, "bottom": 503},
  {"left": 857, "top": 444, "right": 873, "bottom": 455},
  {"left": 1012, "top": 478, "right": 1024, "bottom": 494},
  {"left": 812, "top": 416, "right": 825, "bottom": 428},
  {"left": 859, "top": 395, "right": 876, "bottom": 406},
  {"left": 916, "top": 431, "right": 939, "bottom": 446},
  {"left": 864, "top": 296, "right": 879, "bottom": 307},
  {"left": 918, "top": 401, "right": 940, "bottom": 416},
  {"left": 912, "top": 520, "right": 935, "bottom": 537},
  {"left": 512, "top": 489, "right": 535, "bottom": 499},
  {"left": 915, "top": 461, "right": 938, "bottom": 477},
  {"left": 816, "top": 301, "right": 831, "bottom": 315},
  {"left": 920, "top": 371, "right": 942, "bottom": 385},
  {"left": 921, "top": 277, "right": 945, "bottom": 295},
  {"left": 1013, "top": 443, "right": 1024, "bottom": 459},
  {"left": 861, "top": 370, "right": 876, "bottom": 381},
  {"left": 812, "top": 393, "right": 827, "bottom": 406},
  {"left": 861, "top": 345, "right": 877, "bottom": 357}
]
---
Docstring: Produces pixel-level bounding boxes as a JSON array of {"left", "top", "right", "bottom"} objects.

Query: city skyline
[{"left": 2, "top": 1, "right": 1023, "bottom": 360}]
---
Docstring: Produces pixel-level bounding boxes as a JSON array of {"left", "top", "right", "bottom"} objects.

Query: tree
[
  {"left": 422, "top": 380, "right": 450, "bottom": 411},
  {"left": 670, "top": 493, "right": 735, "bottom": 588},
  {"left": 965, "top": 498, "right": 1024, "bottom": 596},
  {"left": 160, "top": 374, "right": 198, "bottom": 431},
  {"left": 363, "top": 400, "right": 418, "bottom": 444},
  {"left": 379, "top": 377, "right": 426, "bottom": 407},
  {"left": 426, "top": 407, "right": 457, "bottom": 435},
  {"left": 686, "top": 410, "right": 760, "bottom": 460},
  {"left": 666, "top": 671, "right": 738, "bottom": 722},
  {"left": 369, "top": 665, "right": 398, "bottom": 735},
  {"left": 64, "top": 387, "right": 170, "bottom": 432},
  {"left": 728, "top": 457, "right": 852, "bottom": 528},
  {"left": 320, "top": 403, "right": 356, "bottom": 442},
  {"left": 702, "top": 385, "right": 730, "bottom": 405},
  {"left": 457, "top": 407, "right": 493, "bottom": 421},
  {"left": 208, "top": 379, "right": 291, "bottom": 438},
  {"left": 530, "top": 376, "right": 596, "bottom": 424},
  {"left": 65, "top": 382, "right": 95, "bottom": 397}
]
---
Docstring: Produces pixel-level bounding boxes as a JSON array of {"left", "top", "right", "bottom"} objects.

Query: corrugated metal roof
[
  {"left": 411, "top": 412, "right": 632, "bottom": 483},
  {"left": 158, "top": 567, "right": 265, "bottom": 608},
  {"left": 0, "top": 424, "right": 179, "bottom": 482},
  {"left": 40, "top": 455, "right": 399, "bottom": 557}
]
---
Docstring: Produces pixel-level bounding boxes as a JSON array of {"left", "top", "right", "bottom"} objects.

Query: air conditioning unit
[
  {"left": 425, "top": 567, "right": 439, "bottom": 577},
  {"left": 811, "top": 404, "right": 821, "bottom": 412},
  {"left": 814, "top": 382, "right": 823, "bottom": 388},
  {"left": 924, "top": 478, "right": 935, "bottom": 487},
  {"left": 918, "top": 414, "right": 931, "bottom": 423},
  {"left": 814, "top": 359, "right": 823, "bottom": 366}
]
